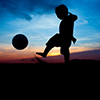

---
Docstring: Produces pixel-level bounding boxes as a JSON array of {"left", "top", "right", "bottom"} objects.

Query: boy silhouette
[{"left": 36, "top": 4, "right": 78, "bottom": 63}]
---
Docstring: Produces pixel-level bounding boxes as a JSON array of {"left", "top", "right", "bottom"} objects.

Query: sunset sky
[{"left": 0, "top": 0, "right": 100, "bottom": 62}]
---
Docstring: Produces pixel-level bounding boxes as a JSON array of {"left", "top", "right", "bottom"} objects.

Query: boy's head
[{"left": 55, "top": 4, "right": 68, "bottom": 20}]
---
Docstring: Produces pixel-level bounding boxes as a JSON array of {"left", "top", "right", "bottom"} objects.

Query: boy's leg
[
  {"left": 64, "top": 49, "right": 70, "bottom": 64},
  {"left": 36, "top": 46, "right": 54, "bottom": 58},
  {"left": 43, "top": 46, "right": 54, "bottom": 57}
]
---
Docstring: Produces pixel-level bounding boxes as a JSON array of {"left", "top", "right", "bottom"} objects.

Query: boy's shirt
[{"left": 59, "top": 14, "right": 78, "bottom": 41}]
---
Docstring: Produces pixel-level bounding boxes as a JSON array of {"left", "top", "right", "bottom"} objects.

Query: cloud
[
  {"left": 78, "top": 33, "right": 100, "bottom": 41},
  {"left": 0, "top": 0, "right": 65, "bottom": 21},
  {"left": 0, "top": 0, "right": 100, "bottom": 21},
  {"left": 76, "top": 19, "right": 88, "bottom": 26}
]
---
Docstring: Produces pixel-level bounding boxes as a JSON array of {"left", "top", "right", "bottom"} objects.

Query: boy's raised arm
[{"left": 69, "top": 12, "right": 78, "bottom": 21}]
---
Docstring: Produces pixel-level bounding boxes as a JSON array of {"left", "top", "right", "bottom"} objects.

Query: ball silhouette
[{"left": 12, "top": 34, "right": 28, "bottom": 50}]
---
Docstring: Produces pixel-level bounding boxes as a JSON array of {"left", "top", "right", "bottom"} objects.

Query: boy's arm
[
  {"left": 69, "top": 12, "right": 78, "bottom": 44},
  {"left": 69, "top": 12, "right": 78, "bottom": 21}
]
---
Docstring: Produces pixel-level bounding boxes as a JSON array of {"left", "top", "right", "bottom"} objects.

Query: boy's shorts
[
  {"left": 60, "top": 42, "right": 71, "bottom": 55},
  {"left": 46, "top": 33, "right": 61, "bottom": 47},
  {"left": 46, "top": 33, "right": 72, "bottom": 54}
]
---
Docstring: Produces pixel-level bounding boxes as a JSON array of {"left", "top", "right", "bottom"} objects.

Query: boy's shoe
[{"left": 36, "top": 52, "right": 46, "bottom": 58}]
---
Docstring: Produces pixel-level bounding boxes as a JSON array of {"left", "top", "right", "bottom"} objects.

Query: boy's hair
[{"left": 55, "top": 4, "right": 68, "bottom": 20}]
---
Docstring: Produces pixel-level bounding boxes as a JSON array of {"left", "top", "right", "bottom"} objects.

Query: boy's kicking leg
[{"left": 36, "top": 46, "right": 54, "bottom": 58}]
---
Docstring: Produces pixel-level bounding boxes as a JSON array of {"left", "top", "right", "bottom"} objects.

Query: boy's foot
[{"left": 36, "top": 52, "right": 46, "bottom": 58}]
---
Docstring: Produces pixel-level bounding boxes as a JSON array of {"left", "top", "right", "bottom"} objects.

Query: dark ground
[
  {"left": 0, "top": 59, "right": 99, "bottom": 97},
  {"left": 0, "top": 59, "right": 100, "bottom": 66},
  {"left": 0, "top": 59, "right": 100, "bottom": 80}
]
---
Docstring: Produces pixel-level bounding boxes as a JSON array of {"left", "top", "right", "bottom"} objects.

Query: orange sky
[{"left": 0, "top": 43, "right": 99, "bottom": 62}]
